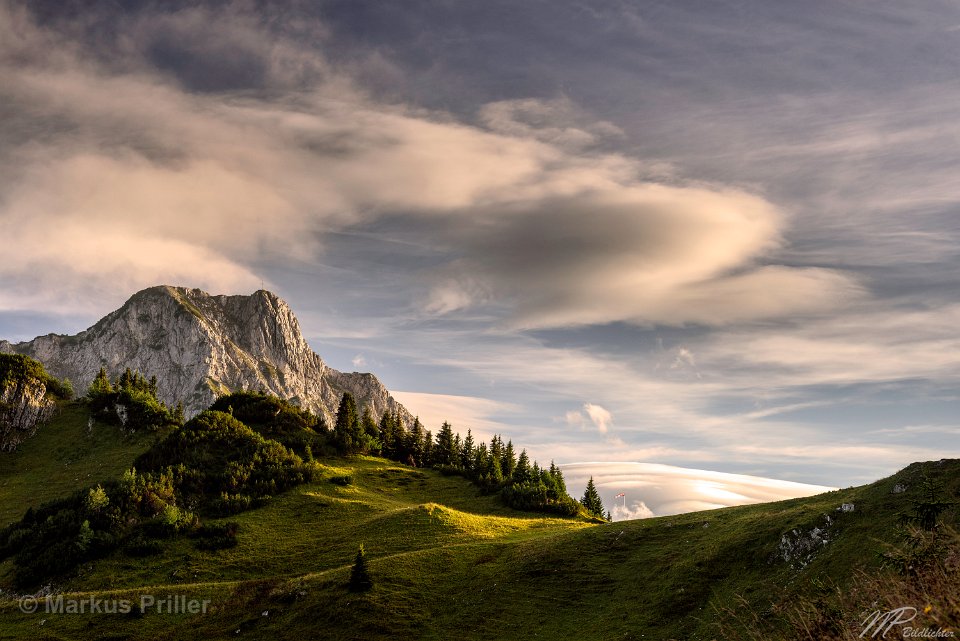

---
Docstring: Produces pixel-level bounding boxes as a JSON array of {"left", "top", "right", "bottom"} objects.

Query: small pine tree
[
  {"left": 88, "top": 367, "right": 113, "bottom": 398},
  {"left": 434, "top": 421, "right": 457, "bottom": 467},
  {"left": 549, "top": 461, "right": 568, "bottom": 496},
  {"left": 473, "top": 442, "right": 489, "bottom": 481},
  {"left": 489, "top": 453, "right": 504, "bottom": 488},
  {"left": 119, "top": 367, "right": 134, "bottom": 391},
  {"left": 514, "top": 450, "right": 532, "bottom": 484},
  {"left": 334, "top": 392, "right": 362, "bottom": 455},
  {"left": 423, "top": 430, "right": 433, "bottom": 465},
  {"left": 407, "top": 417, "right": 426, "bottom": 466},
  {"left": 360, "top": 406, "right": 379, "bottom": 454},
  {"left": 490, "top": 435, "right": 503, "bottom": 464},
  {"left": 461, "top": 430, "right": 476, "bottom": 475},
  {"left": 173, "top": 402, "right": 185, "bottom": 425},
  {"left": 349, "top": 544, "right": 373, "bottom": 592},
  {"left": 502, "top": 441, "right": 517, "bottom": 480},
  {"left": 379, "top": 411, "right": 396, "bottom": 458},
  {"left": 906, "top": 476, "right": 954, "bottom": 531},
  {"left": 581, "top": 477, "right": 605, "bottom": 519}
]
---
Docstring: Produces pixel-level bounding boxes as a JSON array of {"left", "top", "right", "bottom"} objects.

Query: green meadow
[{"left": 0, "top": 402, "right": 956, "bottom": 640}]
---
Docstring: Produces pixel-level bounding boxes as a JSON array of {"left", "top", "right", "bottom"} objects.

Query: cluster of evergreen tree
[
  {"left": 86, "top": 367, "right": 183, "bottom": 430},
  {"left": 332, "top": 392, "right": 584, "bottom": 517}
]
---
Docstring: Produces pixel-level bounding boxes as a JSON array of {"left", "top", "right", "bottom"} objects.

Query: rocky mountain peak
[{"left": 0, "top": 286, "right": 411, "bottom": 427}]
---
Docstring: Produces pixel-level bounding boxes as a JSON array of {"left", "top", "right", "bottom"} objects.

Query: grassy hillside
[
  {"left": 0, "top": 402, "right": 167, "bottom": 527},
  {"left": 0, "top": 403, "right": 956, "bottom": 640}
]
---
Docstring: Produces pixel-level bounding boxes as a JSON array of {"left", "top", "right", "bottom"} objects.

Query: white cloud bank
[{"left": 561, "top": 462, "right": 835, "bottom": 519}]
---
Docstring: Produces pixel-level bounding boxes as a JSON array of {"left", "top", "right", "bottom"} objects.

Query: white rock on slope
[
  {"left": 0, "top": 286, "right": 412, "bottom": 427},
  {"left": 0, "top": 375, "right": 57, "bottom": 452}
]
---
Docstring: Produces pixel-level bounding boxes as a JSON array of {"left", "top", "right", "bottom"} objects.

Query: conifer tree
[
  {"left": 407, "top": 418, "right": 425, "bottom": 466},
  {"left": 907, "top": 476, "right": 955, "bottom": 531},
  {"left": 514, "top": 450, "right": 532, "bottom": 484},
  {"left": 423, "top": 430, "right": 433, "bottom": 465},
  {"left": 434, "top": 421, "right": 457, "bottom": 467},
  {"left": 549, "top": 461, "right": 568, "bottom": 496},
  {"left": 379, "top": 411, "right": 396, "bottom": 458},
  {"left": 88, "top": 367, "right": 113, "bottom": 398},
  {"left": 461, "top": 430, "right": 476, "bottom": 475},
  {"left": 489, "top": 452, "right": 504, "bottom": 487},
  {"left": 361, "top": 406, "right": 379, "bottom": 453},
  {"left": 473, "top": 442, "right": 489, "bottom": 483},
  {"left": 581, "top": 476, "right": 605, "bottom": 519},
  {"left": 489, "top": 436, "right": 503, "bottom": 472},
  {"left": 348, "top": 544, "right": 373, "bottom": 592},
  {"left": 334, "top": 392, "right": 362, "bottom": 454},
  {"left": 502, "top": 440, "right": 517, "bottom": 480}
]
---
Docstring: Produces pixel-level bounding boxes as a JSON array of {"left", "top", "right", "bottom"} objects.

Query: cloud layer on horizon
[{"left": 561, "top": 462, "right": 836, "bottom": 519}]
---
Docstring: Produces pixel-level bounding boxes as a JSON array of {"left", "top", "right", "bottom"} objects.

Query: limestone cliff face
[
  {"left": 0, "top": 286, "right": 411, "bottom": 427},
  {"left": 0, "top": 375, "right": 56, "bottom": 452}
]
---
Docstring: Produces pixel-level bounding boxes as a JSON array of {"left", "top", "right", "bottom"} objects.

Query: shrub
[
  {"left": 192, "top": 522, "right": 240, "bottom": 551},
  {"left": 209, "top": 493, "right": 253, "bottom": 517},
  {"left": 134, "top": 411, "right": 313, "bottom": 512},
  {"left": 123, "top": 534, "right": 164, "bottom": 558}
]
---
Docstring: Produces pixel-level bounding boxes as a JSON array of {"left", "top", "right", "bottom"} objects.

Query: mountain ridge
[{"left": 0, "top": 285, "right": 412, "bottom": 427}]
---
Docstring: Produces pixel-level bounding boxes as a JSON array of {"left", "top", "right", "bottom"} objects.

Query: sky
[{"left": 1, "top": 0, "right": 958, "bottom": 519}]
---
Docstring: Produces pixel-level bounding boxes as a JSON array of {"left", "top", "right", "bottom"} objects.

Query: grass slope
[
  {"left": 0, "top": 402, "right": 166, "bottom": 527},
  {"left": 0, "top": 406, "right": 956, "bottom": 641}
]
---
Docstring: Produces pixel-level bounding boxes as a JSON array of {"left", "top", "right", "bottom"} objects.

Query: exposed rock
[
  {"left": 0, "top": 375, "right": 56, "bottom": 452},
  {"left": 773, "top": 514, "right": 833, "bottom": 570},
  {"left": 892, "top": 483, "right": 907, "bottom": 494},
  {"left": 0, "top": 286, "right": 412, "bottom": 427},
  {"left": 838, "top": 503, "right": 855, "bottom": 512}
]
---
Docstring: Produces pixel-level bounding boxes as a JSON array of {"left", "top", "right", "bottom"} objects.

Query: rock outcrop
[
  {"left": 0, "top": 369, "right": 57, "bottom": 452},
  {"left": 774, "top": 516, "right": 833, "bottom": 570},
  {"left": 0, "top": 286, "right": 412, "bottom": 427}
]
